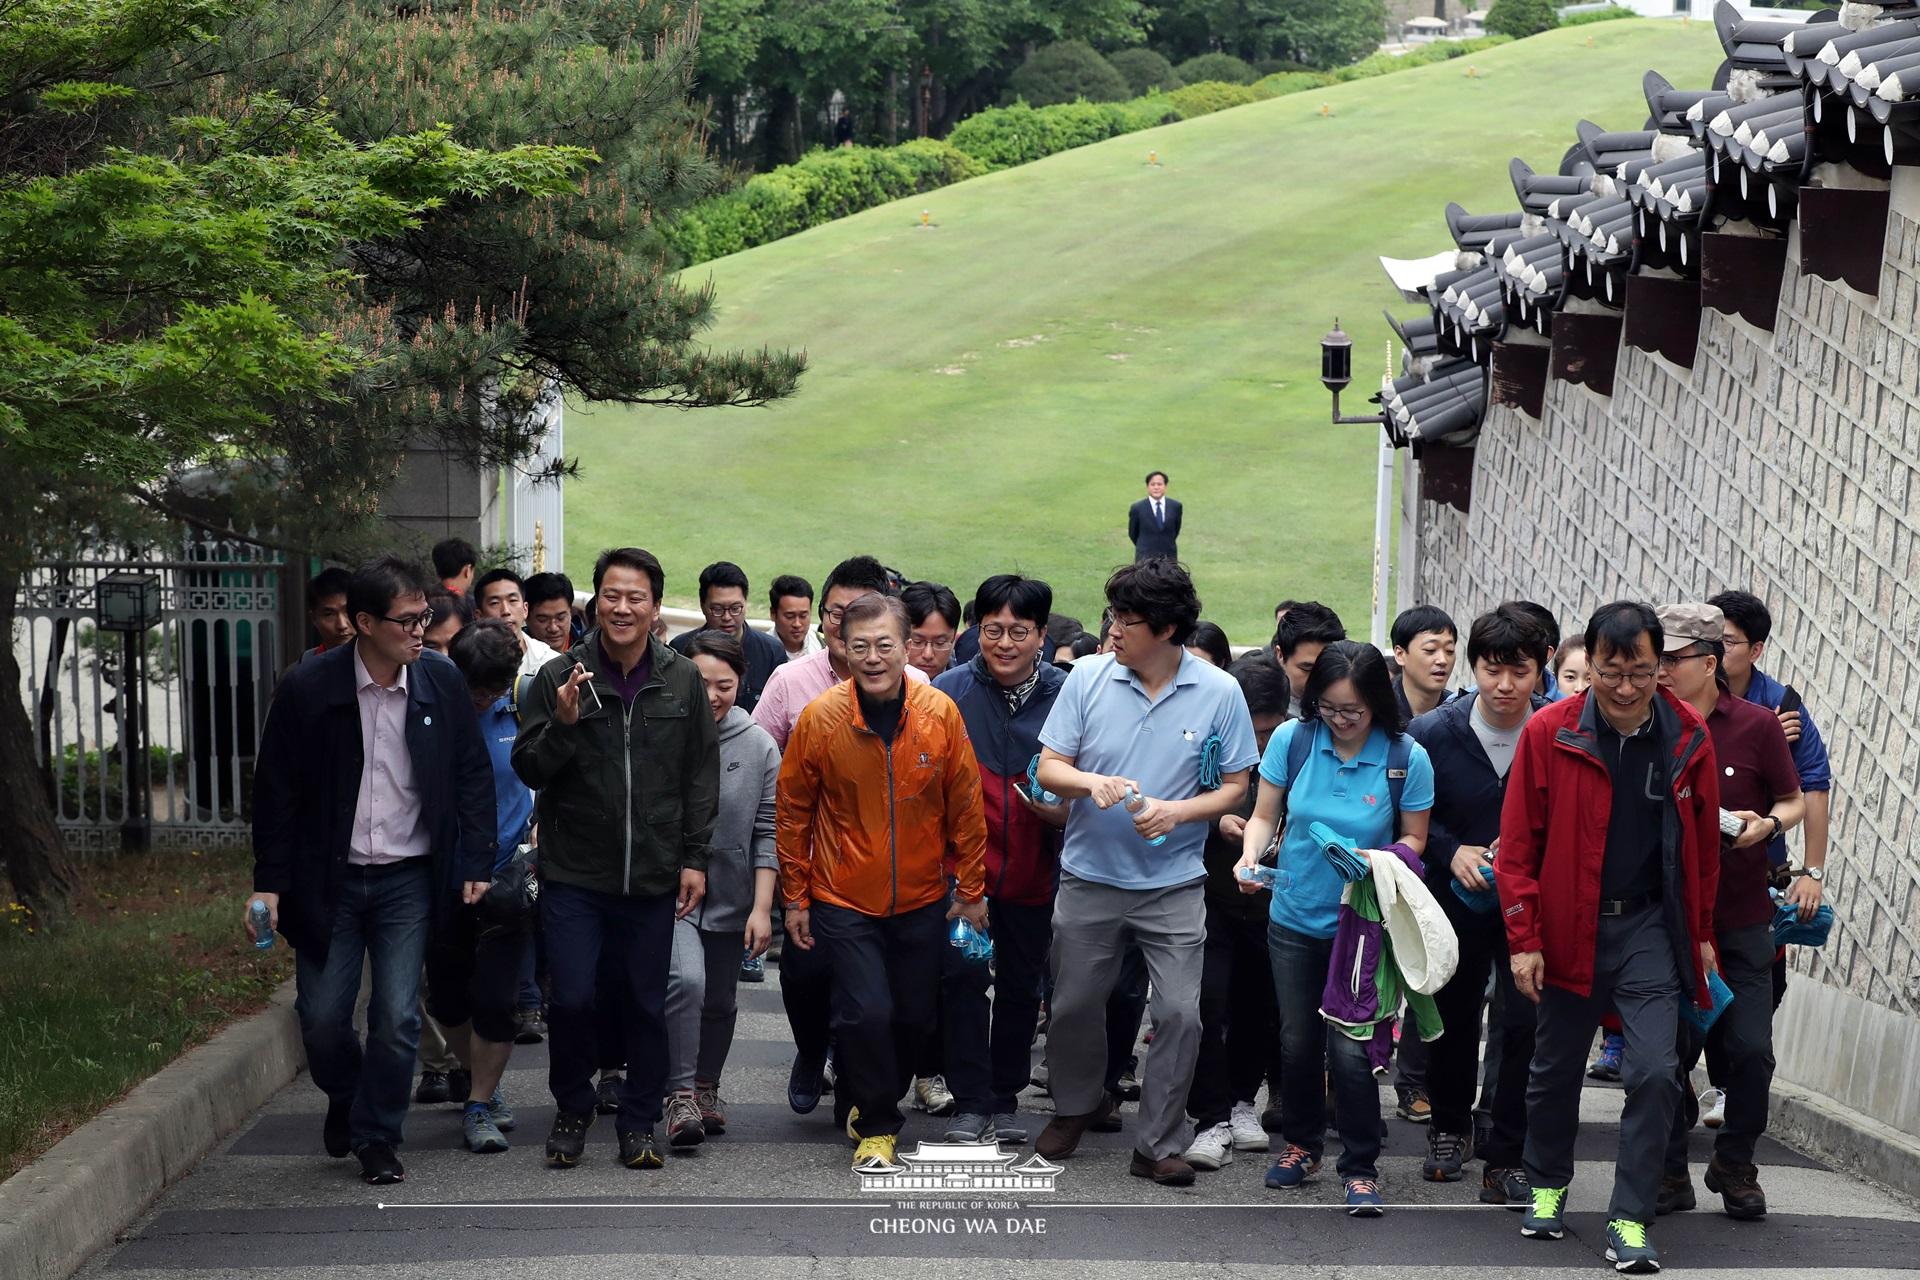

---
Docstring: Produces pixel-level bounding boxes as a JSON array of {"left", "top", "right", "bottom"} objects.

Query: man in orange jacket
[{"left": 777, "top": 592, "right": 989, "bottom": 1168}]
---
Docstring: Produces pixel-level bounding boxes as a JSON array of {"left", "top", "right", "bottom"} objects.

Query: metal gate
[{"left": 14, "top": 534, "right": 285, "bottom": 855}]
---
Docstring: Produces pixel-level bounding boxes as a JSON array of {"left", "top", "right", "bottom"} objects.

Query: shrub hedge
[
  {"left": 1109, "top": 47, "right": 1184, "bottom": 95},
  {"left": 667, "top": 35, "right": 1515, "bottom": 266},
  {"left": 1175, "top": 51, "right": 1259, "bottom": 85}
]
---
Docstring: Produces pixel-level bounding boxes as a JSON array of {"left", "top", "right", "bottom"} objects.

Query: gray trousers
[
  {"left": 1524, "top": 904, "right": 1682, "bottom": 1223},
  {"left": 664, "top": 917, "right": 705, "bottom": 1093},
  {"left": 1046, "top": 874, "right": 1205, "bottom": 1161}
]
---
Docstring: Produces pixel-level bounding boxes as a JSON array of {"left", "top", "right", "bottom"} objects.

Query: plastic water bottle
[
  {"left": 949, "top": 917, "right": 994, "bottom": 962},
  {"left": 1123, "top": 786, "right": 1167, "bottom": 846},
  {"left": 248, "top": 899, "right": 274, "bottom": 951},
  {"left": 1236, "top": 864, "right": 1285, "bottom": 891}
]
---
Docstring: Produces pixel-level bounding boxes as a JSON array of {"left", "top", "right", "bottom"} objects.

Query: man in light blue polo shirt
[{"left": 1031, "top": 560, "right": 1259, "bottom": 1186}]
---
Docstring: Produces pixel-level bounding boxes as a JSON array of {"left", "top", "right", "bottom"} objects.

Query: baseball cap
[{"left": 1656, "top": 602, "right": 1725, "bottom": 654}]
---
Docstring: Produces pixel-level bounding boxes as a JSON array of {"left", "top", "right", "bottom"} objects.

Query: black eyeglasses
[{"left": 383, "top": 608, "right": 435, "bottom": 633}]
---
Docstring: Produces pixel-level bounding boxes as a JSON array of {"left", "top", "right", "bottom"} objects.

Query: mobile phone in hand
[{"left": 575, "top": 665, "right": 603, "bottom": 717}]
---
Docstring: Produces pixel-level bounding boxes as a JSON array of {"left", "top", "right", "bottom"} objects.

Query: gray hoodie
[{"left": 691, "top": 705, "right": 780, "bottom": 935}]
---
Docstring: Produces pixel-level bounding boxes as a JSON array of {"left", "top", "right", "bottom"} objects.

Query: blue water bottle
[
  {"left": 248, "top": 899, "right": 274, "bottom": 951},
  {"left": 1123, "top": 786, "right": 1167, "bottom": 847},
  {"left": 949, "top": 918, "right": 993, "bottom": 962},
  {"left": 1236, "top": 864, "right": 1285, "bottom": 891}
]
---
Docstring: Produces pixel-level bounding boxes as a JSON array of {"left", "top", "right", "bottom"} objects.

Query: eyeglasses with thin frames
[
  {"left": 846, "top": 640, "right": 900, "bottom": 659},
  {"left": 383, "top": 608, "right": 435, "bottom": 633},
  {"left": 1591, "top": 668, "right": 1657, "bottom": 688}
]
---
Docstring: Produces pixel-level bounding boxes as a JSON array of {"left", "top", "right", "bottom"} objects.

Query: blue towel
[
  {"left": 1771, "top": 892, "right": 1835, "bottom": 948},
  {"left": 1685, "top": 969, "right": 1735, "bottom": 1035}
]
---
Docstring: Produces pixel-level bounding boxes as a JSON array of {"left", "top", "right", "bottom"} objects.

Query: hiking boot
[
  {"left": 787, "top": 1053, "right": 826, "bottom": 1114},
  {"left": 446, "top": 1069, "right": 472, "bottom": 1106},
  {"left": 990, "top": 1112, "right": 1029, "bottom": 1145},
  {"left": 913, "top": 1075, "right": 956, "bottom": 1115},
  {"left": 1423, "top": 1130, "right": 1471, "bottom": 1181},
  {"left": 618, "top": 1128, "right": 665, "bottom": 1169},
  {"left": 1588, "top": 1031, "right": 1624, "bottom": 1082},
  {"left": 596, "top": 1071, "right": 623, "bottom": 1116},
  {"left": 414, "top": 1071, "right": 450, "bottom": 1104},
  {"left": 545, "top": 1110, "right": 592, "bottom": 1167},
  {"left": 1229, "top": 1101, "right": 1268, "bottom": 1151},
  {"left": 486, "top": 1089, "right": 515, "bottom": 1132},
  {"left": 1481, "top": 1165, "right": 1530, "bottom": 1208},
  {"left": 356, "top": 1142, "right": 404, "bottom": 1185},
  {"left": 323, "top": 1096, "right": 351, "bottom": 1158},
  {"left": 513, "top": 1007, "right": 547, "bottom": 1045},
  {"left": 1263, "top": 1143, "right": 1321, "bottom": 1188},
  {"left": 1704, "top": 1156, "right": 1767, "bottom": 1220},
  {"left": 739, "top": 952, "right": 766, "bottom": 983},
  {"left": 463, "top": 1102, "right": 509, "bottom": 1153},
  {"left": 946, "top": 1112, "right": 991, "bottom": 1142},
  {"left": 1522, "top": 1185, "right": 1568, "bottom": 1239},
  {"left": 695, "top": 1081, "right": 727, "bottom": 1134},
  {"left": 1182, "top": 1122, "right": 1234, "bottom": 1171},
  {"left": 1699, "top": 1087, "right": 1727, "bottom": 1130},
  {"left": 853, "top": 1133, "right": 898, "bottom": 1168},
  {"left": 1395, "top": 1087, "right": 1432, "bottom": 1123},
  {"left": 1604, "top": 1218, "right": 1661, "bottom": 1273},
  {"left": 1035, "top": 1093, "right": 1118, "bottom": 1159},
  {"left": 1116, "top": 1056, "right": 1143, "bottom": 1101},
  {"left": 1130, "top": 1149, "right": 1196, "bottom": 1187},
  {"left": 665, "top": 1090, "right": 706, "bottom": 1149},
  {"left": 1345, "top": 1177, "right": 1385, "bottom": 1217},
  {"left": 1656, "top": 1169, "right": 1695, "bottom": 1215}
]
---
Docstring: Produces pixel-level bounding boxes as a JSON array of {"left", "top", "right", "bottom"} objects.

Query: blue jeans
[
  {"left": 293, "top": 859, "right": 433, "bottom": 1150},
  {"left": 542, "top": 880, "right": 675, "bottom": 1131},
  {"left": 1268, "top": 921, "right": 1383, "bottom": 1180}
]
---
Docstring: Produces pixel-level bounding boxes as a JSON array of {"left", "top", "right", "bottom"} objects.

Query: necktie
[{"left": 1155, "top": 500, "right": 1164, "bottom": 525}]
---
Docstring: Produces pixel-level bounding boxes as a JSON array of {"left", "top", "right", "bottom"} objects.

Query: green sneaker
[
  {"left": 1522, "top": 1185, "right": 1568, "bottom": 1239},
  {"left": 1605, "top": 1218, "right": 1660, "bottom": 1274}
]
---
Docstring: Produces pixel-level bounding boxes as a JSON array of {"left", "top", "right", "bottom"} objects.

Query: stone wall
[{"left": 1412, "top": 172, "right": 1920, "bottom": 1137}]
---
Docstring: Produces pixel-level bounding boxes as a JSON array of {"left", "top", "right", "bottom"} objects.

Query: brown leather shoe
[
  {"left": 1034, "top": 1092, "right": 1118, "bottom": 1160},
  {"left": 1704, "top": 1156, "right": 1767, "bottom": 1220},
  {"left": 1129, "top": 1148, "right": 1196, "bottom": 1187}
]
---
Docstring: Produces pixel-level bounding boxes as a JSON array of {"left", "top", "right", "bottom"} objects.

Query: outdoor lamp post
[
  {"left": 95, "top": 571, "right": 163, "bottom": 852},
  {"left": 1317, "top": 320, "right": 1394, "bottom": 650}
]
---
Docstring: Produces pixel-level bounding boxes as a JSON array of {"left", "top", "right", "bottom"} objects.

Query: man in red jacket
[{"left": 1496, "top": 601, "right": 1720, "bottom": 1276}]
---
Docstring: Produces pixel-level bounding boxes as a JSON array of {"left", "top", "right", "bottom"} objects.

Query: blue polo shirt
[
  {"left": 482, "top": 696, "right": 534, "bottom": 872},
  {"left": 1740, "top": 666, "right": 1831, "bottom": 866},
  {"left": 1260, "top": 719, "right": 1435, "bottom": 939},
  {"left": 1039, "top": 651, "right": 1260, "bottom": 891}
]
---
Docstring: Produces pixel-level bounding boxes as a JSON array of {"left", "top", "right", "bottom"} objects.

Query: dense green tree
[
  {"left": 1176, "top": 50, "right": 1257, "bottom": 83},
  {"left": 1007, "top": 40, "right": 1131, "bottom": 105},
  {"left": 1145, "top": 0, "right": 1385, "bottom": 69},
  {"left": 1487, "top": 0, "right": 1558, "bottom": 37},
  {"left": 1108, "top": 46, "right": 1184, "bottom": 93}
]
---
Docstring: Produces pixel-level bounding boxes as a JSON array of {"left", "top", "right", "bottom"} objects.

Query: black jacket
[
  {"left": 512, "top": 631, "right": 719, "bottom": 897},
  {"left": 1128, "top": 496, "right": 1182, "bottom": 560},
  {"left": 252, "top": 644, "right": 496, "bottom": 959},
  {"left": 669, "top": 623, "right": 786, "bottom": 712},
  {"left": 1407, "top": 689, "right": 1545, "bottom": 931}
]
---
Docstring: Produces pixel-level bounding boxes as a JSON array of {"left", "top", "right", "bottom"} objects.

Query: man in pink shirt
[{"left": 753, "top": 556, "right": 927, "bottom": 1115}]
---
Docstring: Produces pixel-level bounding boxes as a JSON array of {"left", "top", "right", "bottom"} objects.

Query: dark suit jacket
[
  {"left": 1128, "top": 496, "right": 1182, "bottom": 560},
  {"left": 252, "top": 644, "right": 496, "bottom": 959},
  {"left": 668, "top": 623, "right": 786, "bottom": 711}
]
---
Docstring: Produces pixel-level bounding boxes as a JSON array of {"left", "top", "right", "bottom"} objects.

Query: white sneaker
[
  {"left": 1028, "top": 1061, "right": 1050, "bottom": 1094},
  {"left": 1229, "top": 1101, "right": 1268, "bottom": 1152},
  {"left": 913, "top": 1075, "right": 956, "bottom": 1116},
  {"left": 1183, "top": 1121, "right": 1234, "bottom": 1171},
  {"left": 1701, "top": 1087, "right": 1727, "bottom": 1129}
]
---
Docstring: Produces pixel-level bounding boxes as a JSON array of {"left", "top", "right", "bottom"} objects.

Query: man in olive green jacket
[{"left": 512, "top": 547, "right": 720, "bottom": 1170}]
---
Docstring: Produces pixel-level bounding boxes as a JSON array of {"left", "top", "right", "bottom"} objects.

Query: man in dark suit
[
  {"left": 1127, "top": 470, "right": 1182, "bottom": 562},
  {"left": 251, "top": 555, "right": 497, "bottom": 1186}
]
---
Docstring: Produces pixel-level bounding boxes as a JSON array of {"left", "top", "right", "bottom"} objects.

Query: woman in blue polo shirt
[{"left": 1236, "top": 641, "right": 1433, "bottom": 1217}]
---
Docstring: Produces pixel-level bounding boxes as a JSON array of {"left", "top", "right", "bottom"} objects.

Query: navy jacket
[
  {"left": 932, "top": 657, "right": 1067, "bottom": 905},
  {"left": 1407, "top": 690, "right": 1545, "bottom": 928},
  {"left": 252, "top": 644, "right": 496, "bottom": 959},
  {"left": 1128, "top": 497, "right": 1182, "bottom": 560},
  {"left": 670, "top": 623, "right": 786, "bottom": 712}
]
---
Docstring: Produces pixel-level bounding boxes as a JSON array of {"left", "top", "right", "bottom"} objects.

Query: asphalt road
[{"left": 81, "top": 965, "right": 1920, "bottom": 1279}]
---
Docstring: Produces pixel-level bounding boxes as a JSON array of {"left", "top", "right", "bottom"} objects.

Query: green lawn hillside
[{"left": 568, "top": 20, "right": 1723, "bottom": 641}]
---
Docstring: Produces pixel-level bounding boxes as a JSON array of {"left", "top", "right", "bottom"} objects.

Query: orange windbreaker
[{"left": 776, "top": 678, "right": 987, "bottom": 916}]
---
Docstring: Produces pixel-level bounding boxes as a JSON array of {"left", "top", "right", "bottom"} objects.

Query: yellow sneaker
[
  {"left": 845, "top": 1105, "right": 862, "bottom": 1141},
  {"left": 853, "top": 1134, "right": 897, "bottom": 1168}
]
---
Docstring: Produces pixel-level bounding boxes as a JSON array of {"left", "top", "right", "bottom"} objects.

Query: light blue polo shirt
[
  {"left": 1039, "top": 651, "right": 1260, "bottom": 890},
  {"left": 1261, "top": 719, "right": 1434, "bottom": 938}
]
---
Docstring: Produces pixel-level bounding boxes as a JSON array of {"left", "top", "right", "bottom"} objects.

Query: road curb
[
  {"left": 0, "top": 979, "right": 304, "bottom": 1280},
  {"left": 1769, "top": 1079, "right": 1920, "bottom": 1201}
]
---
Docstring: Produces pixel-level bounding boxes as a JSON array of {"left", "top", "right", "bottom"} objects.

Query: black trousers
[
  {"left": 543, "top": 881, "right": 674, "bottom": 1131},
  {"left": 813, "top": 899, "right": 947, "bottom": 1138},
  {"left": 423, "top": 905, "right": 526, "bottom": 1046},
  {"left": 987, "top": 899, "right": 1054, "bottom": 1114},
  {"left": 1666, "top": 923, "right": 1776, "bottom": 1171},
  {"left": 929, "top": 913, "right": 994, "bottom": 1113},
  {"left": 1188, "top": 904, "right": 1280, "bottom": 1129},
  {"left": 1426, "top": 904, "right": 1535, "bottom": 1167},
  {"left": 778, "top": 922, "right": 835, "bottom": 1063}
]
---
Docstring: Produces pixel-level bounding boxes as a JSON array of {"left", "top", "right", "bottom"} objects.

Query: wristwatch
[
  {"left": 1766, "top": 814, "right": 1784, "bottom": 842},
  {"left": 1804, "top": 866, "right": 1825, "bottom": 882}
]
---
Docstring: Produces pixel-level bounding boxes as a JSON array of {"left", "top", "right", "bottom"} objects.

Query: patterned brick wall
[{"left": 1414, "top": 206, "right": 1920, "bottom": 1048}]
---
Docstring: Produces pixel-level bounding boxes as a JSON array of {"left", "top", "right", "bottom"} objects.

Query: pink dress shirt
[
  {"left": 349, "top": 646, "right": 430, "bottom": 865},
  {"left": 752, "top": 648, "right": 927, "bottom": 750}
]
